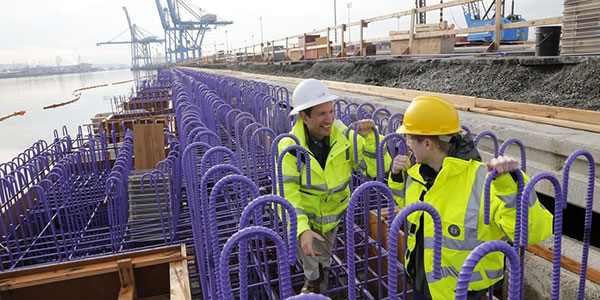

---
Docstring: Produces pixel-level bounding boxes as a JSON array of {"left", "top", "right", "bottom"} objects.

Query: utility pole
[
  {"left": 334, "top": 0, "right": 338, "bottom": 43},
  {"left": 259, "top": 17, "right": 264, "bottom": 45},
  {"left": 225, "top": 30, "right": 229, "bottom": 57},
  {"left": 347, "top": 2, "right": 352, "bottom": 42}
]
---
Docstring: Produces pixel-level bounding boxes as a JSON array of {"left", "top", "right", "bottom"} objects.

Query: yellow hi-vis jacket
[
  {"left": 278, "top": 119, "right": 390, "bottom": 237},
  {"left": 388, "top": 157, "right": 553, "bottom": 300}
]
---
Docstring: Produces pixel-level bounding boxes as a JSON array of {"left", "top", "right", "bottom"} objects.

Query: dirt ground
[{"left": 199, "top": 55, "right": 600, "bottom": 111}]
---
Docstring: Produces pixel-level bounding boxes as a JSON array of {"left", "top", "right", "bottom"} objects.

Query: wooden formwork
[
  {"left": 563, "top": 0, "right": 600, "bottom": 55},
  {"left": 100, "top": 115, "right": 172, "bottom": 144},
  {"left": 0, "top": 244, "right": 191, "bottom": 300}
]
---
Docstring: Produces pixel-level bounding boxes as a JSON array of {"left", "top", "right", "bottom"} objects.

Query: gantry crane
[
  {"left": 97, "top": 7, "right": 164, "bottom": 70},
  {"left": 154, "top": 0, "right": 232, "bottom": 63}
]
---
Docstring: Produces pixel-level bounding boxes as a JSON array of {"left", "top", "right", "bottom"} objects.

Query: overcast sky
[{"left": 1, "top": 0, "right": 565, "bottom": 66}]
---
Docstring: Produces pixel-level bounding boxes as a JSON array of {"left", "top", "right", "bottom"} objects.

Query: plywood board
[
  {"left": 390, "top": 36, "right": 454, "bottom": 54},
  {"left": 134, "top": 123, "right": 166, "bottom": 170}
]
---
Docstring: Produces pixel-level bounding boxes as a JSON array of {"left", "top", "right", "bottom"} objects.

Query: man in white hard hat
[{"left": 278, "top": 78, "right": 390, "bottom": 294}]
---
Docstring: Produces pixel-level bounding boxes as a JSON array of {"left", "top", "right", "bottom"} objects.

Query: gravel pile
[{"left": 199, "top": 56, "right": 600, "bottom": 111}]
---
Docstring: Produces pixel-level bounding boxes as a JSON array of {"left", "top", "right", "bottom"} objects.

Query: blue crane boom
[
  {"left": 97, "top": 6, "right": 164, "bottom": 70},
  {"left": 153, "top": 0, "right": 232, "bottom": 63}
]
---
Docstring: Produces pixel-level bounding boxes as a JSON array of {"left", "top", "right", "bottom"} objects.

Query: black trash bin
[{"left": 536, "top": 26, "right": 562, "bottom": 56}]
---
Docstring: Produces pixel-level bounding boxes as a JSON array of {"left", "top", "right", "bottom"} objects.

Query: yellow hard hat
[{"left": 397, "top": 95, "right": 461, "bottom": 135}]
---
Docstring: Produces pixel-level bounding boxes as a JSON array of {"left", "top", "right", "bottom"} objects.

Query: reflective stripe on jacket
[
  {"left": 388, "top": 157, "right": 553, "bottom": 300},
  {"left": 279, "top": 119, "right": 390, "bottom": 237}
]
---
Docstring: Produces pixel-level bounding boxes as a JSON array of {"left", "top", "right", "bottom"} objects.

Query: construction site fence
[{"left": 199, "top": 0, "right": 563, "bottom": 63}]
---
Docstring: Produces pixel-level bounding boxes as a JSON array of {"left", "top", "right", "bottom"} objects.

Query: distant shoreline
[{"left": 0, "top": 68, "right": 130, "bottom": 80}]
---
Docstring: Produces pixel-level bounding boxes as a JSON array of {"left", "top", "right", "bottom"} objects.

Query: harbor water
[{"left": 0, "top": 69, "right": 148, "bottom": 163}]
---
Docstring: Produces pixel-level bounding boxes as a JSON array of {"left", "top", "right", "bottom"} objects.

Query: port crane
[
  {"left": 97, "top": 7, "right": 164, "bottom": 70},
  {"left": 154, "top": 0, "right": 232, "bottom": 63}
]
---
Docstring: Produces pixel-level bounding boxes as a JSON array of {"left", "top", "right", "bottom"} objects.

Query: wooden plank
[
  {"left": 495, "top": 0, "right": 504, "bottom": 51},
  {"left": 322, "top": 80, "right": 477, "bottom": 107},
  {"left": 527, "top": 244, "right": 600, "bottom": 285},
  {"left": 118, "top": 285, "right": 135, "bottom": 300},
  {"left": 469, "top": 107, "right": 600, "bottom": 133},
  {"left": 475, "top": 98, "right": 600, "bottom": 125},
  {"left": 500, "top": 16, "right": 564, "bottom": 29},
  {"left": 0, "top": 245, "right": 183, "bottom": 291},
  {"left": 408, "top": 9, "right": 416, "bottom": 54},
  {"left": 169, "top": 244, "right": 190, "bottom": 300},
  {"left": 169, "top": 261, "right": 191, "bottom": 300},
  {"left": 133, "top": 123, "right": 166, "bottom": 170},
  {"left": 118, "top": 259, "right": 135, "bottom": 287}
]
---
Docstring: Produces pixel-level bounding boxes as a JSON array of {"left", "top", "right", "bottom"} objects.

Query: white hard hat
[{"left": 289, "top": 78, "right": 338, "bottom": 115}]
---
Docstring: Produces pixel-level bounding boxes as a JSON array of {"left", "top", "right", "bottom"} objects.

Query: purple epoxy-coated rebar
[
  {"left": 219, "top": 226, "right": 292, "bottom": 300},
  {"left": 276, "top": 145, "right": 312, "bottom": 197},
  {"left": 241, "top": 122, "right": 265, "bottom": 177},
  {"left": 209, "top": 174, "right": 259, "bottom": 299},
  {"left": 376, "top": 133, "right": 406, "bottom": 182},
  {"left": 270, "top": 134, "right": 301, "bottom": 165},
  {"left": 238, "top": 195, "right": 297, "bottom": 300},
  {"left": 344, "top": 120, "right": 381, "bottom": 166},
  {"left": 192, "top": 130, "right": 221, "bottom": 147},
  {"left": 239, "top": 195, "right": 297, "bottom": 266},
  {"left": 181, "top": 143, "right": 222, "bottom": 299},
  {"left": 498, "top": 138, "right": 527, "bottom": 172},
  {"left": 343, "top": 102, "right": 359, "bottom": 125},
  {"left": 482, "top": 167, "right": 525, "bottom": 300},
  {"left": 461, "top": 125, "right": 472, "bottom": 136},
  {"left": 197, "top": 164, "right": 243, "bottom": 299},
  {"left": 333, "top": 98, "right": 349, "bottom": 121},
  {"left": 201, "top": 146, "right": 238, "bottom": 175},
  {"left": 455, "top": 241, "right": 520, "bottom": 300},
  {"left": 562, "top": 150, "right": 595, "bottom": 300},
  {"left": 387, "top": 112, "right": 404, "bottom": 134},
  {"left": 474, "top": 131, "right": 499, "bottom": 158},
  {"left": 482, "top": 169, "right": 524, "bottom": 225},
  {"left": 372, "top": 107, "right": 392, "bottom": 131},
  {"left": 388, "top": 202, "right": 442, "bottom": 300},
  {"left": 249, "top": 127, "right": 277, "bottom": 184},
  {"left": 345, "top": 181, "right": 395, "bottom": 300},
  {"left": 357, "top": 103, "right": 376, "bottom": 120},
  {"left": 140, "top": 170, "right": 173, "bottom": 245},
  {"left": 520, "top": 172, "right": 562, "bottom": 300}
]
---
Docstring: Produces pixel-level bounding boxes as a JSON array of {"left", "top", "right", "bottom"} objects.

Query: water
[{"left": 0, "top": 69, "right": 149, "bottom": 164}]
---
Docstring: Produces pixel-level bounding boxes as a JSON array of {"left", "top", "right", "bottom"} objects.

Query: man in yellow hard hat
[
  {"left": 388, "top": 95, "right": 553, "bottom": 300},
  {"left": 278, "top": 78, "right": 391, "bottom": 294}
]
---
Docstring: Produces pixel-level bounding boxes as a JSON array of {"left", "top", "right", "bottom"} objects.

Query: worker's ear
[
  {"left": 299, "top": 111, "right": 309, "bottom": 123},
  {"left": 424, "top": 138, "right": 434, "bottom": 151}
]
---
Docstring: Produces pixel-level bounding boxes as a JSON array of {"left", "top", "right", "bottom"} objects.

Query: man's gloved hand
[{"left": 300, "top": 230, "right": 325, "bottom": 258}]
